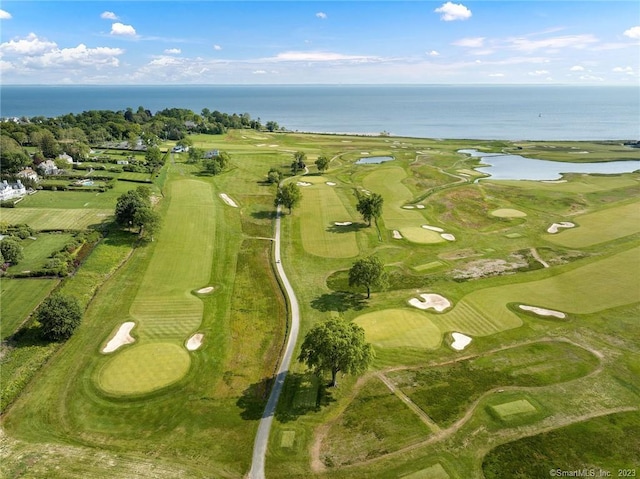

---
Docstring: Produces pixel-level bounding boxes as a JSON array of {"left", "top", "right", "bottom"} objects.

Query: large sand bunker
[
  {"left": 392, "top": 230, "right": 403, "bottom": 239},
  {"left": 422, "top": 225, "right": 444, "bottom": 232},
  {"left": 197, "top": 286, "right": 214, "bottom": 294},
  {"left": 102, "top": 322, "right": 136, "bottom": 353},
  {"left": 326, "top": 182, "right": 337, "bottom": 186},
  {"left": 451, "top": 332, "right": 472, "bottom": 351},
  {"left": 220, "top": 193, "right": 238, "bottom": 207},
  {"left": 408, "top": 293, "right": 451, "bottom": 312},
  {"left": 441, "top": 233, "right": 456, "bottom": 241},
  {"left": 186, "top": 333, "right": 204, "bottom": 351},
  {"left": 296, "top": 181, "right": 312, "bottom": 187},
  {"left": 334, "top": 221, "right": 353, "bottom": 226},
  {"left": 519, "top": 305, "right": 566, "bottom": 319},
  {"left": 547, "top": 222, "right": 575, "bottom": 234}
]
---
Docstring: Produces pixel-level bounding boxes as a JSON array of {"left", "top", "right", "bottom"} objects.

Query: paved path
[{"left": 247, "top": 207, "right": 300, "bottom": 479}]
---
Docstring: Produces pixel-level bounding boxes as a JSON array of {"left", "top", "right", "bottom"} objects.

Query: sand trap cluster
[
  {"left": 326, "top": 182, "right": 337, "bottom": 186},
  {"left": 547, "top": 222, "right": 575, "bottom": 234},
  {"left": 392, "top": 230, "right": 403, "bottom": 239},
  {"left": 186, "top": 333, "right": 204, "bottom": 351},
  {"left": 519, "top": 305, "right": 566, "bottom": 319},
  {"left": 102, "top": 322, "right": 136, "bottom": 353},
  {"left": 220, "top": 194, "right": 238, "bottom": 208},
  {"left": 197, "top": 286, "right": 214, "bottom": 294},
  {"left": 334, "top": 221, "right": 353, "bottom": 226},
  {"left": 408, "top": 293, "right": 451, "bottom": 312},
  {"left": 422, "top": 225, "right": 444, "bottom": 232},
  {"left": 441, "top": 233, "right": 456, "bottom": 241},
  {"left": 451, "top": 332, "right": 472, "bottom": 351},
  {"left": 296, "top": 181, "right": 312, "bottom": 187}
]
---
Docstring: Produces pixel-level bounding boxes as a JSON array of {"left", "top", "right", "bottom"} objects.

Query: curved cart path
[{"left": 248, "top": 206, "right": 300, "bottom": 479}]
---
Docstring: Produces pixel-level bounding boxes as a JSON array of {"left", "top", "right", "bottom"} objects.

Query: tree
[
  {"left": 36, "top": 293, "right": 83, "bottom": 341},
  {"left": 348, "top": 255, "right": 387, "bottom": 299},
  {"left": 356, "top": 192, "right": 384, "bottom": 227},
  {"left": 315, "top": 156, "right": 329, "bottom": 173},
  {"left": 291, "top": 151, "right": 307, "bottom": 174},
  {"left": 133, "top": 206, "right": 162, "bottom": 240},
  {"left": 267, "top": 167, "right": 282, "bottom": 184},
  {"left": 115, "top": 189, "right": 151, "bottom": 228},
  {"left": 265, "top": 121, "right": 279, "bottom": 132},
  {"left": 203, "top": 151, "right": 230, "bottom": 175},
  {"left": 274, "top": 182, "right": 302, "bottom": 214},
  {"left": 187, "top": 147, "right": 203, "bottom": 164},
  {"left": 0, "top": 238, "right": 23, "bottom": 264},
  {"left": 298, "top": 318, "right": 374, "bottom": 387}
]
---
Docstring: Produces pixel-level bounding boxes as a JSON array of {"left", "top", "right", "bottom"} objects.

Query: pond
[
  {"left": 356, "top": 156, "right": 394, "bottom": 165},
  {"left": 459, "top": 149, "right": 640, "bottom": 181}
]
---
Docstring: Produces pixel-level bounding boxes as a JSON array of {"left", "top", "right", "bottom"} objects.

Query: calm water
[
  {"left": 459, "top": 149, "right": 640, "bottom": 181},
  {"left": 1, "top": 85, "right": 638, "bottom": 141},
  {"left": 356, "top": 156, "right": 394, "bottom": 164}
]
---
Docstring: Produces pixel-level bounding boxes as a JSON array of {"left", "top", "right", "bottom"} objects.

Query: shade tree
[{"left": 348, "top": 255, "right": 388, "bottom": 299}]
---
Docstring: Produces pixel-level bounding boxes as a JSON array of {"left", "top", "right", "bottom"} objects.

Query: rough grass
[
  {"left": 0, "top": 278, "right": 59, "bottom": 339},
  {"left": 546, "top": 201, "right": 640, "bottom": 247},
  {"left": 401, "top": 463, "right": 450, "bottom": 479},
  {"left": 297, "top": 182, "right": 359, "bottom": 258}
]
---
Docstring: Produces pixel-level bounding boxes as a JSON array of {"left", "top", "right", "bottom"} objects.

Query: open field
[
  {"left": 0, "top": 208, "right": 112, "bottom": 230},
  {"left": 2, "top": 131, "right": 638, "bottom": 479},
  {"left": 0, "top": 278, "right": 59, "bottom": 339},
  {"left": 5, "top": 232, "right": 73, "bottom": 275}
]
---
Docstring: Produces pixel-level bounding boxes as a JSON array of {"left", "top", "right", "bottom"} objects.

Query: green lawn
[
  {"left": 0, "top": 278, "right": 59, "bottom": 339},
  {"left": 0, "top": 208, "right": 112, "bottom": 230},
  {"left": 5, "top": 233, "right": 73, "bottom": 275}
]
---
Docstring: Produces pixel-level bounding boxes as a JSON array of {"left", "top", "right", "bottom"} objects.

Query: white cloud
[
  {"left": 24, "top": 44, "right": 124, "bottom": 69},
  {"left": 427, "top": 50, "right": 440, "bottom": 56},
  {"left": 528, "top": 70, "right": 550, "bottom": 76},
  {"left": 507, "top": 34, "right": 598, "bottom": 52},
  {"left": 579, "top": 74, "right": 604, "bottom": 82},
  {"left": 213, "top": 44, "right": 222, "bottom": 51},
  {"left": 623, "top": 26, "right": 640, "bottom": 40},
  {"left": 100, "top": 11, "right": 118, "bottom": 21},
  {"left": 0, "top": 9, "right": 12, "bottom": 20},
  {"left": 316, "top": 12, "right": 327, "bottom": 20},
  {"left": 0, "top": 33, "right": 57, "bottom": 55},
  {"left": 570, "top": 65, "right": 585, "bottom": 71},
  {"left": 111, "top": 23, "right": 136, "bottom": 37},
  {"left": 613, "top": 66, "right": 634, "bottom": 73},
  {"left": 488, "top": 73, "right": 505, "bottom": 77},
  {"left": 164, "top": 48, "right": 181, "bottom": 54},
  {"left": 149, "top": 56, "right": 182, "bottom": 67},
  {"left": 453, "top": 37, "right": 485, "bottom": 48},
  {"left": 253, "top": 70, "right": 267, "bottom": 74},
  {"left": 435, "top": 2, "right": 472, "bottom": 22},
  {"left": 270, "top": 51, "right": 379, "bottom": 63}
]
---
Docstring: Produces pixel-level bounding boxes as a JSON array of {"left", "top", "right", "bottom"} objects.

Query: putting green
[
  {"left": 400, "top": 226, "right": 446, "bottom": 244},
  {"left": 401, "top": 463, "right": 450, "bottom": 479},
  {"left": 547, "top": 201, "right": 640, "bottom": 248},
  {"left": 491, "top": 399, "right": 537, "bottom": 419},
  {"left": 491, "top": 208, "right": 527, "bottom": 218},
  {"left": 298, "top": 181, "right": 359, "bottom": 258},
  {"left": 97, "top": 343, "right": 190, "bottom": 395},
  {"left": 355, "top": 309, "right": 442, "bottom": 349}
]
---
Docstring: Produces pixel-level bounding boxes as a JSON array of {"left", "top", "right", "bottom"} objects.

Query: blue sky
[{"left": 1, "top": 1, "right": 638, "bottom": 84}]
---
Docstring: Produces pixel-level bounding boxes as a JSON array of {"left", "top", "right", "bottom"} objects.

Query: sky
[{"left": 0, "top": 1, "right": 639, "bottom": 85}]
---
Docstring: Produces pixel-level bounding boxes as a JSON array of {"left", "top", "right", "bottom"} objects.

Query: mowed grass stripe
[
  {"left": 362, "top": 167, "right": 419, "bottom": 230},
  {"left": 1, "top": 208, "right": 112, "bottom": 230},
  {"left": 547, "top": 201, "right": 640, "bottom": 248},
  {"left": 298, "top": 183, "right": 359, "bottom": 258}
]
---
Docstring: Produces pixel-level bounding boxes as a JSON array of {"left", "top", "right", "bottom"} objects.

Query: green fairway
[
  {"left": 96, "top": 178, "right": 215, "bottom": 394},
  {"left": 0, "top": 278, "right": 59, "bottom": 339},
  {"left": 546, "top": 201, "right": 640, "bottom": 247},
  {"left": 0, "top": 208, "right": 112, "bottom": 230},
  {"left": 297, "top": 181, "right": 359, "bottom": 258}
]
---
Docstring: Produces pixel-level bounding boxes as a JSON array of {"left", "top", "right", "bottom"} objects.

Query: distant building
[
  {"left": 37, "top": 160, "right": 59, "bottom": 175},
  {"left": 204, "top": 149, "right": 219, "bottom": 159},
  {"left": 0, "top": 180, "right": 27, "bottom": 201},
  {"left": 58, "top": 153, "right": 73, "bottom": 164},
  {"left": 116, "top": 160, "right": 129, "bottom": 165},
  {"left": 17, "top": 168, "right": 39, "bottom": 182}
]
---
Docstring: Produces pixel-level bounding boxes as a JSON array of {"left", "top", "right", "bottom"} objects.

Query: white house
[
  {"left": 17, "top": 168, "right": 39, "bottom": 182},
  {"left": 37, "top": 160, "right": 58, "bottom": 175},
  {"left": 0, "top": 180, "right": 27, "bottom": 201},
  {"left": 58, "top": 153, "right": 73, "bottom": 164}
]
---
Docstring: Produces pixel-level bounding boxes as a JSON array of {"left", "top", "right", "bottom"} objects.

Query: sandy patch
[
  {"left": 416, "top": 205, "right": 425, "bottom": 209},
  {"left": 256, "top": 143, "right": 266, "bottom": 147},
  {"left": 326, "top": 181, "right": 337, "bottom": 186},
  {"left": 422, "top": 225, "right": 444, "bottom": 232},
  {"left": 491, "top": 208, "right": 527, "bottom": 218},
  {"left": 542, "top": 180, "right": 567, "bottom": 184},
  {"left": 334, "top": 221, "right": 353, "bottom": 226},
  {"left": 220, "top": 193, "right": 238, "bottom": 208},
  {"left": 547, "top": 222, "right": 575, "bottom": 234},
  {"left": 408, "top": 293, "right": 451, "bottom": 312},
  {"left": 197, "top": 286, "right": 214, "bottom": 294},
  {"left": 186, "top": 333, "right": 204, "bottom": 351},
  {"left": 102, "top": 322, "right": 136, "bottom": 353},
  {"left": 392, "top": 230, "right": 403, "bottom": 239},
  {"left": 269, "top": 144, "right": 279, "bottom": 147},
  {"left": 519, "top": 305, "right": 566, "bottom": 319},
  {"left": 402, "top": 205, "right": 415, "bottom": 209},
  {"left": 360, "top": 151, "right": 369, "bottom": 155},
  {"left": 296, "top": 181, "right": 312, "bottom": 187},
  {"left": 451, "top": 332, "right": 472, "bottom": 351},
  {"left": 441, "top": 233, "right": 456, "bottom": 241}
]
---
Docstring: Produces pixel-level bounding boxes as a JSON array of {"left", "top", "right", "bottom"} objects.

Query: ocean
[{"left": 1, "top": 85, "right": 638, "bottom": 141}]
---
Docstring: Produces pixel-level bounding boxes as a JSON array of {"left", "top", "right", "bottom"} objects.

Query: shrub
[{"left": 36, "top": 294, "right": 83, "bottom": 341}]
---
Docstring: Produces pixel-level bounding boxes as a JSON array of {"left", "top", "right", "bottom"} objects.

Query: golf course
[{"left": 2, "top": 130, "right": 639, "bottom": 478}]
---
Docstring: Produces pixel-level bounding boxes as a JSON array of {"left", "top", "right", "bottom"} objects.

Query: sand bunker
[
  {"left": 451, "top": 332, "right": 472, "bottom": 351},
  {"left": 186, "top": 333, "right": 204, "bottom": 351},
  {"left": 392, "top": 230, "right": 403, "bottom": 239},
  {"left": 416, "top": 205, "right": 425, "bottom": 209},
  {"left": 296, "top": 181, "right": 312, "bottom": 187},
  {"left": 422, "top": 225, "right": 444, "bottom": 232},
  {"left": 547, "top": 222, "right": 575, "bottom": 234},
  {"left": 326, "top": 181, "right": 337, "bottom": 186},
  {"left": 197, "top": 286, "right": 214, "bottom": 294},
  {"left": 102, "top": 322, "right": 136, "bottom": 353},
  {"left": 519, "top": 305, "right": 566, "bottom": 319},
  {"left": 220, "top": 194, "right": 238, "bottom": 208},
  {"left": 334, "top": 221, "right": 353, "bottom": 226},
  {"left": 402, "top": 205, "right": 415, "bottom": 209},
  {"left": 408, "top": 293, "right": 451, "bottom": 312},
  {"left": 491, "top": 208, "right": 527, "bottom": 218},
  {"left": 441, "top": 233, "right": 456, "bottom": 241}
]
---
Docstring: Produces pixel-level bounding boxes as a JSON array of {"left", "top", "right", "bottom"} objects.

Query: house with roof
[
  {"left": 37, "top": 160, "right": 59, "bottom": 175},
  {"left": 17, "top": 168, "right": 39, "bottom": 182},
  {"left": 0, "top": 180, "right": 27, "bottom": 201},
  {"left": 58, "top": 153, "right": 73, "bottom": 164}
]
